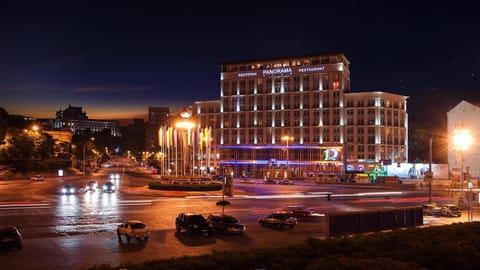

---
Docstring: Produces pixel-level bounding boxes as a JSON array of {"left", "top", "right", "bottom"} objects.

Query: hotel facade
[{"left": 193, "top": 53, "right": 408, "bottom": 180}]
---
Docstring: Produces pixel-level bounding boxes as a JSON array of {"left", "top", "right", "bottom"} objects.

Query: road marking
[
  {"left": 117, "top": 200, "right": 152, "bottom": 206},
  {"left": 0, "top": 203, "right": 52, "bottom": 210}
]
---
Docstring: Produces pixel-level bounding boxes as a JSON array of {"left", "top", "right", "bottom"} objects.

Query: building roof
[
  {"left": 447, "top": 100, "right": 480, "bottom": 116},
  {"left": 219, "top": 52, "right": 348, "bottom": 66}
]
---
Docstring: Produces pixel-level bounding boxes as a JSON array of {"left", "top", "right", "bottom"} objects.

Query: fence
[{"left": 326, "top": 206, "right": 423, "bottom": 237}]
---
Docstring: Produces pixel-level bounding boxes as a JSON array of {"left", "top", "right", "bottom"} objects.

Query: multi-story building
[
  {"left": 343, "top": 91, "right": 408, "bottom": 173},
  {"left": 145, "top": 107, "right": 170, "bottom": 151},
  {"left": 447, "top": 100, "right": 480, "bottom": 178},
  {"left": 193, "top": 53, "right": 408, "bottom": 180},
  {"left": 54, "top": 105, "right": 121, "bottom": 136}
]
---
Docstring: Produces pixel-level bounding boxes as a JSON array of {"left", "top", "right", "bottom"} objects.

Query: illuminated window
[{"left": 333, "top": 81, "right": 340, "bottom": 89}]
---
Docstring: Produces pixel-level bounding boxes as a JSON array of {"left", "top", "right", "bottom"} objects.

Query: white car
[
  {"left": 30, "top": 175, "right": 44, "bottom": 181},
  {"left": 117, "top": 220, "right": 149, "bottom": 242}
]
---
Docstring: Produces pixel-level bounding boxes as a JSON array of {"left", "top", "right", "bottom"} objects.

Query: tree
[
  {"left": 408, "top": 123, "right": 430, "bottom": 162},
  {"left": 216, "top": 200, "right": 231, "bottom": 215},
  {"left": 0, "top": 107, "right": 8, "bottom": 145}
]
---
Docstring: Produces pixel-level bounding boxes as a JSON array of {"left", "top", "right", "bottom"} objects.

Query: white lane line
[
  {"left": 0, "top": 203, "right": 52, "bottom": 210},
  {"left": 117, "top": 200, "right": 153, "bottom": 206}
]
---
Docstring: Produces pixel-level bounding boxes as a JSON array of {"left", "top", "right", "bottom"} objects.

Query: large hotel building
[{"left": 193, "top": 53, "right": 408, "bottom": 180}]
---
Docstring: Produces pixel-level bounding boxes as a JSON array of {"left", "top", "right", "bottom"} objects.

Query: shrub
[{"left": 148, "top": 181, "right": 222, "bottom": 191}]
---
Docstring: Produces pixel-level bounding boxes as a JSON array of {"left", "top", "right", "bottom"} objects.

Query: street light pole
[
  {"left": 83, "top": 137, "right": 94, "bottom": 176},
  {"left": 428, "top": 136, "right": 433, "bottom": 203},
  {"left": 282, "top": 135, "right": 293, "bottom": 179},
  {"left": 453, "top": 128, "right": 471, "bottom": 208}
]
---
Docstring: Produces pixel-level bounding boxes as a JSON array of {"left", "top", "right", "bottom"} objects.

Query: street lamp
[
  {"left": 83, "top": 137, "right": 94, "bottom": 176},
  {"left": 282, "top": 135, "right": 294, "bottom": 179},
  {"left": 453, "top": 128, "right": 472, "bottom": 207}
]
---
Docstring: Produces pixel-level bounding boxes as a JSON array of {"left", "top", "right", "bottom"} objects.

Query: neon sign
[
  {"left": 323, "top": 148, "right": 339, "bottom": 161},
  {"left": 238, "top": 72, "right": 257, "bottom": 77},
  {"left": 298, "top": 66, "right": 325, "bottom": 73},
  {"left": 262, "top": 67, "right": 292, "bottom": 76}
]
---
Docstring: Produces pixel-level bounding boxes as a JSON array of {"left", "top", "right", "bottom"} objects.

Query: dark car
[
  {"left": 281, "top": 206, "right": 319, "bottom": 221},
  {"left": 422, "top": 203, "right": 441, "bottom": 216},
  {"left": 0, "top": 227, "right": 23, "bottom": 250},
  {"left": 263, "top": 178, "right": 276, "bottom": 184},
  {"left": 102, "top": 181, "right": 116, "bottom": 193},
  {"left": 279, "top": 179, "right": 294, "bottom": 185},
  {"left": 60, "top": 184, "right": 76, "bottom": 195},
  {"left": 211, "top": 175, "right": 225, "bottom": 180},
  {"left": 85, "top": 180, "right": 98, "bottom": 192},
  {"left": 207, "top": 214, "right": 246, "bottom": 235},
  {"left": 258, "top": 212, "right": 298, "bottom": 229},
  {"left": 175, "top": 213, "right": 213, "bottom": 236}
]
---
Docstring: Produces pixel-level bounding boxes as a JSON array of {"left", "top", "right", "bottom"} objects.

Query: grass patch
[
  {"left": 148, "top": 181, "right": 222, "bottom": 191},
  {"left": 85, "top": 222, "right": 480, "bottom": 270}
]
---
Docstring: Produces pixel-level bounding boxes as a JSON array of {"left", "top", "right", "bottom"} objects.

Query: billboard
[{"left": 384, "top": 163, "right": 448, "bottom": 179}]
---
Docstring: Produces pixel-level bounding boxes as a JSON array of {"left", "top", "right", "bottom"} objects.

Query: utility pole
[{"left": 428, "top": 136, "right": 433, "bottom": 203}]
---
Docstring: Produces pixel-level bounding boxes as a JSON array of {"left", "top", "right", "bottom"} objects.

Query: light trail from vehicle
[{"left": 0, "top": 203, "right": 52, "bottom": 210}]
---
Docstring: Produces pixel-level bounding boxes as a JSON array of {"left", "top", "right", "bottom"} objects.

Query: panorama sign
[{"left": 236, "top": 65, "right": 328, "bottom": 78}]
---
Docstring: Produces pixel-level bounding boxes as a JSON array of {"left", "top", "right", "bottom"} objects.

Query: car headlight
[
  {"left": 70, "top": 188, "right": 75, "bottom": 193},
  {"left": 61, "top": 188, "right": 67, "bottom": 193}
]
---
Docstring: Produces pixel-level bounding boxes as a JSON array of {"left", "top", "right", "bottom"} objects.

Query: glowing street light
[
  {"left": 453, "top": 128, "right": 472, "bottom": 207},
  {"left": 282, "top": 135, "right": 294, "bottom": 179}
]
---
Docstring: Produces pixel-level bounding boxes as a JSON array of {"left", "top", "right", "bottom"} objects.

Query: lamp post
[
  {"left": 83, "top": 137, "right": 94, "bottom": 176},
  {"left": 282, "top": 135, "right": 293, "bottom": 179},
  {"left": 453, "top": 128, "right": 471, "bottom": 207}
]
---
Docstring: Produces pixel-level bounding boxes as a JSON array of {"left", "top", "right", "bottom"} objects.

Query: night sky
[{"left": 1, "top": 1, "right": 479, "bottom": 130}]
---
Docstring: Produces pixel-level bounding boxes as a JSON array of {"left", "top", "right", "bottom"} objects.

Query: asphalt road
[{"left": 0, "top": 167, "right": 472, "bottom": 270}]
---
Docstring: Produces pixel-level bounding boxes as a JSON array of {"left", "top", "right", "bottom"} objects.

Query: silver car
[
  {"left": 258, "top": 212, "right": 298, "bottom": 229},
  {"left": 440, "top": 204, "right": 462, "bottom": 217}
]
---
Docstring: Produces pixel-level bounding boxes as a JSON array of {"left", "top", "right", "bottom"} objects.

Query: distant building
[
  {"left": 120, "top": 118, "right": 146, "bottom": 159},
  {"left": 54, "top": 105, "right": 121, "bottom": 136},
  {"left": 145, "top": 107, "right": 170, "bottom": 151},
  {"left": 193, "top": 53, "right": 408, "bottom": 179},
  {"left": 447, "top": 100, "right": 480, "bottom": 178}
]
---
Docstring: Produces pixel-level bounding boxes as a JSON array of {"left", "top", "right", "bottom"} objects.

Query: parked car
[
  {"left": 281, "top": 206, "right": 319, "bottom": 221},
  {"left": 279, "top": 179, "right": 294, "bottom": 185},
  {"left": 422, "top": 203, "right": 441, "bottom": 216},
  {"left": 175, "top": 213, "right": 213, "bottom": 235},
  {"left": 85, "top": 180, "right": 98, "bottom": 192},
  {"left": 263, "top": 178, "right": 276, "bottom": 184},
  {"left": 60, "top": 184, "right": 76, "bottom": 195},
  {"left": 0, "top": 226, "right": 23, "bottom": 250},
  {"left": 117, "top": 220, "right": 149, "bottom": 242},
  {"left": 102, "top": 181, "right": 115, "bottom": 193},
  {"left": 440, "top": 204, "right": 462, "bottom": 217},
  {"left": 30, "top": 175, "right": 44, "bottom": 181},
  {"left": 206, "top": 214, "right": 246, "bottom": 235},
  {"left": 211, "top": 175, "right": 224, "bottom": 180},
  {"left": 258, "top": 212, "right": 298, "bottom": 229}
]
